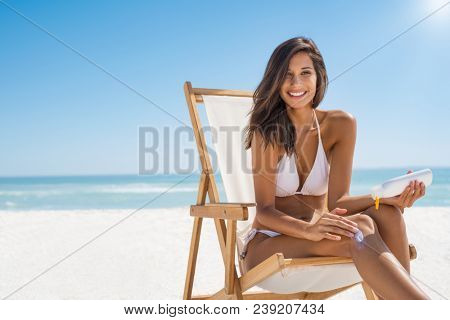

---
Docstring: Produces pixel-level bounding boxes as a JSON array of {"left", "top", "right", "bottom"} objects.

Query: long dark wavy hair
[{"left": 244, "top": 36, "right": 328, "bottom": 156}]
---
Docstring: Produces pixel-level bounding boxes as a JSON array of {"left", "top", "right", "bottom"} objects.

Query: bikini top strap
[{"left": 313, "top": 109, "right": 321, "bottom": 143}]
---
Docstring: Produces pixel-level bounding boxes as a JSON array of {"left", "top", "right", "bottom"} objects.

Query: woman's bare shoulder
[
  {"left": 317, "top": 109, "right": 355, "bottom": 123},
  {"left": 317, "top": 109, "right": 356, "bottom": 145}
]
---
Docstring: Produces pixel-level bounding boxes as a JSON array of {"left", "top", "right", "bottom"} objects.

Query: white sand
[{"left": 0, "top": 207, "right": 448, "bottom": 300}]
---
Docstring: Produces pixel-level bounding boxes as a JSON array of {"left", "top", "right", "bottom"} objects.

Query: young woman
[{"left": 242, "top": 36, "right": 429, "bottom": 299}]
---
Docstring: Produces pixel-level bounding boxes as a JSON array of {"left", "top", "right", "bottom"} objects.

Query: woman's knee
[
  {"left": 309, "top": 215, "right": 380, "bottom": 258},
  {"left": 381, "top": 204, "right": 404, "bottom": 221},
  {"left": 366, "top": 204, "right": 406, "bottom": 232},
  {"left": 353, "top": 214, "right": 377, "bottom": 236}
]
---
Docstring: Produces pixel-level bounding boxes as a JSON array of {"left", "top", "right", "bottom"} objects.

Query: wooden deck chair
[{"left": 183, "top": 81, "right": 417, "bottom": 300}]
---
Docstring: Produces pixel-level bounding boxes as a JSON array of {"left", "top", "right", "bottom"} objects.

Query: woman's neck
[{"left": 286, "top": 104, "right": 315, "bottom": 132}]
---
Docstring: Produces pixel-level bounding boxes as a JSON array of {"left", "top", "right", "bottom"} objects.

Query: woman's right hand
[{"left": 304, "top": 208, "right": 359, "bottom": 241}]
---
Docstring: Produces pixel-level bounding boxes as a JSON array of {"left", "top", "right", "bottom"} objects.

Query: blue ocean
[{"left": 0, "top": 168, "right": 449, "bottom": 210}]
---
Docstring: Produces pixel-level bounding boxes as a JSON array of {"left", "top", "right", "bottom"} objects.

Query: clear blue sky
[{"left": 1, "top": 0, "right": 449, "bottom": 176}]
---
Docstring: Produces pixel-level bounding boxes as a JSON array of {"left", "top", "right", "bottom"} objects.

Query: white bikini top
[{"left": 275, "top": 109, "right": 330, "bottom": 197}]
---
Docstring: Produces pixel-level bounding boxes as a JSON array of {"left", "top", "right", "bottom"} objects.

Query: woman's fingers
[
  {"left": 324, "top": 233, "right": 341, "bottom": 241},
  {"left": 408, "top": 181, "right": 424, "bottom": 207},
  {"left": 420, "top": 182, "right": 426, "bottom": 197},
  {"left": 330, "top": 208, "right": 347, "bottom": 215},
  {"left": 336, "top": 215, "right": 359, "bottom": 227},
  {"left": 398, "top": 179, "right": 425, "bottom": 208},
  {"left": 318, "top": 221, "right": 355, "bottom": 237},
  {"left": 322, "top": 218, "right": 358, "bottom": 234},
  {"left": 415, "top": 181, "right": 423, "bottom": 198},
  {"left": 323, "top": 212, "right": 358, "bottom": 227},
  {"left": 322, "top": 226, "right": 355, "bottom": 238},
  {"left": 398, "top": 186, "right": 409, "bottom": 206},
  {"left": 399, "top": 188, "right": 408, "bottom": 201},
  {"left": 405, "top": 181, "right": 417, "bottom": 207}
]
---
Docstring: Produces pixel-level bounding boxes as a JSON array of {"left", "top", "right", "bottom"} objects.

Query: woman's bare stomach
[{"left": 251, "top": 194, "right": 327, "bottom": 230}]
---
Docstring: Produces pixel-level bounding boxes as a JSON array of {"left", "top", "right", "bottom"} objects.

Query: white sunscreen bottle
[{"left": 371, "top": 168, "right": 433, "bottom": 210}]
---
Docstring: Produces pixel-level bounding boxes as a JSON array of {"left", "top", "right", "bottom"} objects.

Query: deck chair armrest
[{"left": 190, "top": 203, "right": 255, "bottom": 221}]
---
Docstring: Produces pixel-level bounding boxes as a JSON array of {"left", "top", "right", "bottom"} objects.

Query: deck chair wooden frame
[{"left": 182, "top": 81, "right": 417, "bottom": 300}]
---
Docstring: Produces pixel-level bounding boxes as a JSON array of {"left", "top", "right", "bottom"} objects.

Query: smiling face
[{"left": 280, "top": 52, "right": 317, "bottom": 109}]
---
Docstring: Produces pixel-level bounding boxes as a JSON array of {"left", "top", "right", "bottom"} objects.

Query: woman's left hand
[{"left": 380, "top": 170, "right": 426, "bottom": 213}]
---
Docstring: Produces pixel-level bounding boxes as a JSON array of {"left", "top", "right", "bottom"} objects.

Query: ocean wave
[
  {"left": 0, "top": 184, "right": 199, "bottom": 197},
  {"left": 0, "top": 190, "right": 66, "bottom": 197},
  {"left": 4, "top": 201, "right": 16, "bottom": 207},
  {"left": 96, "top": 185, "right": 199, "bottom": 194}
]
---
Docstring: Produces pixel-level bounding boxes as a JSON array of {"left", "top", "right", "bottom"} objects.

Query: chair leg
[
  {"left": 233, "top": 276, "right": 244, "bottom": 299},
  {"left": 183, "top": 217, "right": 203, "bottom": 300},
  {"left": 361, "top": 281, "right": 380, "bottom": 300}
]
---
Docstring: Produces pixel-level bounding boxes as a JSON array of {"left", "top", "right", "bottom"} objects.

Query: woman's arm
[
  {"left": 256, "top": 205, "right": 310, "bottom": 238},
  {"left": 331, "top": 194, "right": 375, "bottom": 214},
  {"left": 326, "top": 111, "right": 375, "bottom": 215},
  {"left": 326, "top": 113, "right": 425, "bottom": 214}
]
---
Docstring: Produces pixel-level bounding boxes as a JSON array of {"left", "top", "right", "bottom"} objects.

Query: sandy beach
[{"left": 0, "top": 207, "right": 448, "bottom": 299}]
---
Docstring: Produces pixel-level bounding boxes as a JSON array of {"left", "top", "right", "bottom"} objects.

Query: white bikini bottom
[{"left": 239, "top": 228, "right": 282, "bottom": 260}]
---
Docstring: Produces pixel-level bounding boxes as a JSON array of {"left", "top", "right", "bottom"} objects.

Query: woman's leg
[
  {"left": 243, "top": 214, "right": 429, "bottom": 300},
  {"left": 359, "top": 204, "right": 411, "bottom": 273}
]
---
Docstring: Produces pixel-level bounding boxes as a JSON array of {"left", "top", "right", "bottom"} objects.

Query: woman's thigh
[{"left": 243, "top": 213, "right": 372, "bottom": 272}]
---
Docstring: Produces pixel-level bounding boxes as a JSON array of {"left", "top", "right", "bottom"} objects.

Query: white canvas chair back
[
  {"left": 202, "top": 95, "right": 256, "bottom": 256},
  {"left": 202, "top": 94, "right": 363, "bottom": 294}
]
